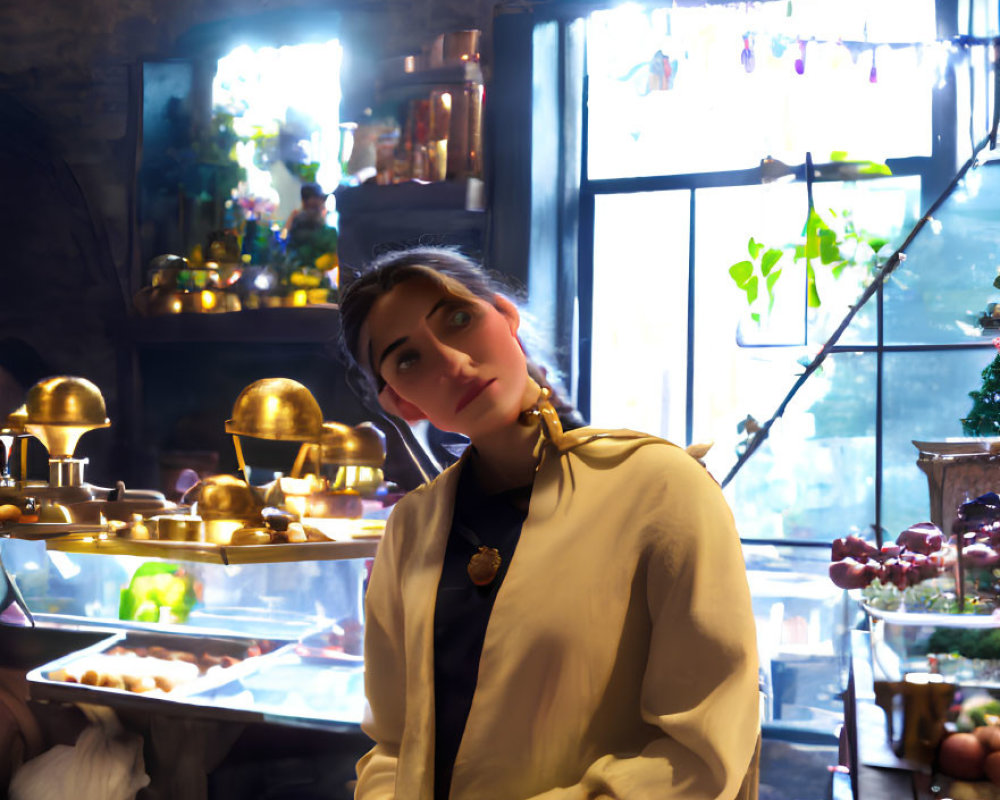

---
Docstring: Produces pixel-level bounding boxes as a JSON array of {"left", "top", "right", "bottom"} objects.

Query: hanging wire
[{"left": 992, "top": 40, "right": 1000, "bottom": 150}]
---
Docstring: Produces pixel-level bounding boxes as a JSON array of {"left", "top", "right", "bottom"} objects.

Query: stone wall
[{"left": 0, "top": 0, "right": 497, "bottom": 484}]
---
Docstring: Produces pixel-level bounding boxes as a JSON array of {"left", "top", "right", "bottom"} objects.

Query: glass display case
[
  {"left": 0, "top": 532, "right": 375, "bottom": 730},
  {"left": 744, "top": 542, "right": 856, "bottom": 733}
]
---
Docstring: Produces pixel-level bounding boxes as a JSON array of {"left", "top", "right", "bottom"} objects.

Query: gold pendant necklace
[{"left": 467, "top": 545, "right": 502, "bottom": 586}]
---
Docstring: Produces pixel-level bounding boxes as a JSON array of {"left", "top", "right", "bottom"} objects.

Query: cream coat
[{"left": 356, "top": 427, "right": 760, "bottom": 800}]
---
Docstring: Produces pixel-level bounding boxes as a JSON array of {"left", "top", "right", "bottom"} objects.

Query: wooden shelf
[
  {"left": 375, "top": 62, "right": 483, "bottom": 94},
  {"left": 334, "top": 180, "right": 482, "bottom": 214},
  {"left": 126, "top": 306, "right": 341, "bottom": 344}
]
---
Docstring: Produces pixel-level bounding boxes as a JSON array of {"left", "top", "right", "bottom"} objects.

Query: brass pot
[
  {"left": 153, "top": 514, "right": 205, "bottom": 542},
  {"left": 204, "top": 519, "right": 245, "bottom": 545}
]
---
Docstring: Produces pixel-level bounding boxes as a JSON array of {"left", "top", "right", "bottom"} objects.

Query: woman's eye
[
  {"left": 395, "top": 351, "right": 419, "bottom": 373},
  {"left": 448, "top": 308, "right": 473, "bottom": 327}
]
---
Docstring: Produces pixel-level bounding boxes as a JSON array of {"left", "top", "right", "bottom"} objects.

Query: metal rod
[{"left": 232, "top": 435, "right": 250, "bottom": 485}]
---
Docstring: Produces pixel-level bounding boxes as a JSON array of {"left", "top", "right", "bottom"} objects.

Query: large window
[
  {"left": 577, "top": 0, "right": 990, "bottom": 542},
  {"left": 586, "top": 1, "right": 937, "bottom": 179},
  {"left": 556, "top": 0, "right": 1000, "bottom": 747}
]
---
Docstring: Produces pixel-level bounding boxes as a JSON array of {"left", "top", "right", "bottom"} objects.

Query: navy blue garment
[{"left": 432, "top": 461, "right": 531, "bottom": 800}]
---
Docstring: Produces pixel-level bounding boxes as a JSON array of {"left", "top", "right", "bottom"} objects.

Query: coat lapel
[{"left": 398, "top": 460, "right": 462, "bottom": 799}]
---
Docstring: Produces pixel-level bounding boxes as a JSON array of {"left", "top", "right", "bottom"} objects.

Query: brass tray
[
  {"left": 3, "top": 517, "right": 383, "bottom": 562},
  {"left": 0, "top": 521, "right": 114, "bottom": 540},
  {"left": 42, "top": 533, "right": 381, "bottom": 564}
]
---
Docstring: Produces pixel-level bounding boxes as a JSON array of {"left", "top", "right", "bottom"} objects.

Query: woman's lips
[{"left": 455, "top": 378, "right": 495, "bottom": 414}]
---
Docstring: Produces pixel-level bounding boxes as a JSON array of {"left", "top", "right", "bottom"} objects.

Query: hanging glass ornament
[
  {"left": 771, "top": 35, "right": 787, "bottom": 59},
  {"left": 869, "top": 48, "right": 878, "bottom": 83},
  {"left": 741, "top": 35, "right": 756, "bottom": 73},
  {"left": 794, "top": 39, "right": 807, "bottom": 75}
]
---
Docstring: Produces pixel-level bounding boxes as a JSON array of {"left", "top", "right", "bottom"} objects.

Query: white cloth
[
  {"left": 356, "top": 427, "right": 760, "bottom": 800},
  {"left": 10, "top": 724, "right": 148, "bottom": 800}
]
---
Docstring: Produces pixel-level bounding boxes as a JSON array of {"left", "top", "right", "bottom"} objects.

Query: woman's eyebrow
[
  {"left": 376, "top": 337, "right": 406, "bottom": 372},
  {"left": 375, "top": 298, "right": 452, "bottom": 371}
]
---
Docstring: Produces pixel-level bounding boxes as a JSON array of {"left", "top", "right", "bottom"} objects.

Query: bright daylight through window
[
  {"left": 212, "top": 39, "right": 344, "bottom": 255},
  {"left": 584, "top": 0, "right": 947, "bottom": 544}
]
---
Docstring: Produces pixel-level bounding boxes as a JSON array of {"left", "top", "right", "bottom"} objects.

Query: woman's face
[{"left": 360, "top": 276, "right": 532, "bottom": 440}]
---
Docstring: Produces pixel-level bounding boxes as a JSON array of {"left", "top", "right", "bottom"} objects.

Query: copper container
[
  {"left": 428, "top": 30, "right": 481, "bottom": 67},
  {"left": 225, "top": 379, "right": 323, "bottom": 442},
  {"left": 153, "top": 514, "right": 205, "bottom": 542},
  {"left": 24, "top": 377, "right": 110, "bottom": 459}
]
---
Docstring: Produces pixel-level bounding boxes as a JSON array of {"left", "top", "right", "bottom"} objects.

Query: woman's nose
[{"left": 433, "top": 341, "right": 474, "bottom": 377}]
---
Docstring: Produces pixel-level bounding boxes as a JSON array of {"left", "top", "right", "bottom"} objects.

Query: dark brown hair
[{"left": 338, "top": 247, "right": 582, "bottom": 428}]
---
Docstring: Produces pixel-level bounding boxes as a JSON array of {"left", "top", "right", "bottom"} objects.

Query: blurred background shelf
[{"left": 125, "top": 306, "right": 341, "bottom": 344}]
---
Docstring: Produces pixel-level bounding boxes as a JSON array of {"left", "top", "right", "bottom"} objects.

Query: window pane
[
  {"left": 721, "top": 352, "right": 877, "bottom": 542},
  {"left": 884, "top": 163, "right": 1000, "bottom": 345},
  {"left": 591, "top": 191, "right": 689, "bottom": 440},
  {"left": 586, "top": 2, "right": 936, "bottom": 179},
  {"left": 746, "top": 543, "right": 853, "bottom": 731},
  {"left": 881, "top": 348, "right": 997, "bottom": 535},
  {"left": 695, "top": 183, "right": 808, "bottom": 351},
  {"left": 806, "top": 176, "right": 922, "bottom": 345}
]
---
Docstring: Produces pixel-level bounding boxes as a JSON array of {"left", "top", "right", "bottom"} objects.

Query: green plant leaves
[
  {"left": 729, "top": 259, "right": 753, "bottom": 284},
  {"left": 866, "top": 236, "right": 889, "bottom": 253},
  {"left": 806, "top": 263, "right": 821, "bottom": 307},
  {"left": 729, "top": 259, "right": 759, "bottom": 306},
  {"left": 766, "top": 269, "right": 781, "bottom": 310},
  {"left": 857, "top": 161, "right": 893, "bottom": 176},
  {"left": 727, "top": 199, "right": 893, "bottom": 318},
  {"left": 761, "top": 248, "right": 783, "bottom": 276}
]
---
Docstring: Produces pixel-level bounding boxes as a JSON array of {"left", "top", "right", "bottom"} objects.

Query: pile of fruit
[
  {"left": 829, "top": 522, "right": 948, "bottom": 591},
  {"left": 937, "top": 698, "right": 1000, "bottom": 799},
  {"left": 828, "top": 493, "right": 1000, "bottom": 612}
]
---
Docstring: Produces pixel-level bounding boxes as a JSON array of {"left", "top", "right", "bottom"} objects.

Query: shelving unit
[
  {"left": 115, "top": 306, "right": 435, "bottom": 495},
  {"left": 334, "top": 179, "right": 487, "bottom": 268}
]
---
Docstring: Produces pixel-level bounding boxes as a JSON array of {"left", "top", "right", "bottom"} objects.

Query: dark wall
[{"left": 0, "top": 0, "right": 496, "bottom": 486}]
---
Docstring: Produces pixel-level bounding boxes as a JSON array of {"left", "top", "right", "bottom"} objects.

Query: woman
[{"left": 340, "top": 247, "right": 760, "bottom": 800}]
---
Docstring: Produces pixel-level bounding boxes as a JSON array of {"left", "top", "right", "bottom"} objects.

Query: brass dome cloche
[
  {"left": 24, "top": 376, "right": 111, "bottom": 458},
  {"left": 225, "top": 378, "right": 324, "bottom": 442},
  {"left": 5, "top": 405, "right": 27, "bottom": 434},
  {"left": 319, "top": 421, "right": 387, "bottom": 467},
  {"left": 189, "top": 474, "right": 262, "bottom": 521}
]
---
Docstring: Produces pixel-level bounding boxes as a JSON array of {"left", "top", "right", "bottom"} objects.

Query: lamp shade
[
  {"left": 225, "top": 378, "right": 323, "bottom": 442},
  {"left": 23, "top": 377, "right": 110, "bottom": 458}
]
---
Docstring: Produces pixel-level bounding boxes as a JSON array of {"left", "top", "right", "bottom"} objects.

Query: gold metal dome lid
[
  {"left": 225, "top": 378, "right": 323, "bottom": 442},
  {"left": 191, "top": 474, "right": 261, "bottom": 521},
  {"left": 24, "top": 377, "right": 111, "bottom": 458},
  {"left": 319, "top": 421, "right": 387, "bottom": 467},
  {"left": 25, "top": 377, "right": 109, "bottom": 426},
  {"left": 4, "top": 405, "right": 27, "bottom": 435}
]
